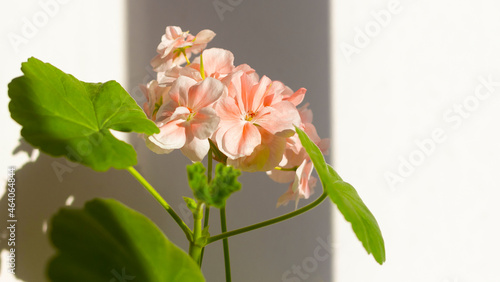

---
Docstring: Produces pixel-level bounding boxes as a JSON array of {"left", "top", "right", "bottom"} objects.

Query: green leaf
[
  {"left": 47, "top": 198, "right": 205, "bottom": 282},
  {"left": 295, "top": 126, "right": 386, "bottom": 264},
  {"left": 325, "top": 169, "right": 386, "bottom": 264},
  {"left": 8, "top": 57, "right": 159, "bottom": 171},
  {"left": 186, "top": 162, "right": 241, "bottom": 208}
]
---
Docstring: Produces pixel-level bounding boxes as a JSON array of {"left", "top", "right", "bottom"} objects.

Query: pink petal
[
  {"left": 190, "top": 107, "right": 220, "bottom": 140},
  {"left": 169, "top": 106, "right": 190, "bottom": 121},
  {"left": 302, "top": 121, "right": 330, "bottom": 154},
  {"left": 303, "top": 122, "right": 322, "bottom": 144},
  {"left": 221, "top": 122, "right": 261, "bottom": 158},
  {"left": 149, "top": 119, "right": 186, "bottom": 150},
  {"left": 262, "top": 81, "right": 285, "bottom": 107},
  {"left": 284, "top": 87, "right": 306, "bottom": 106},
  {"left": 298, "top": 161, "right": 315, "bottom": 199},
  {"left": 155, "top": 100, "right": 177, "bottom": 123},
  {"left": 165, "top": 26, "right": 183, "bottom": 40},
  {"left": 266, "top": 169, "right": 296, "bottom": 184},
  {"left": 234, "top": 64, "right": 259, "bottom": 83},
  {"left": 276, "top": 187, "right": 295, "bottom": 208},
  {"left": 317, "top": 138, "right": 330, "bottom": 155},
  {"left": 150, "top": 54, "right": 165, "bottom": 71},
  {"left": 179, "top": 65, "right": 203, "bottom": 81},
  {"left": 181, "top": 129, "right": 210, "bottom": 162},
  {"left": 199, "top": 48, "right": 234, "bottom": 77},
  {"left": 254, "top": 101, "right": 300, "bottom": 136},
  {"left": 168, "top": 76, "right": 197, "bottom": 106},
  {"left": 187, "top": 77, "right": 225, "bottom": 110},
  {"left": 247, "top": 75, "right": 272, "bottom": 112},
  {"left": 223, "top": 70, "right": 244, "bottom": 99},
  {"left": 228, "top": 128, "right": 287, "bottom": 172},
  {"left": 157, "top": 66, "right": 182, "bottom": 85},
  {"left": 298, "top": 103, "right": 314, "bottom": 124},
  {"left": 194, "top": 29, "right": 216, "bottom": 44},
  {"left": 145, "top": 137, "right": 174, "bottom": 154},
  {"left": 215, "top": 96, "right": 242, "bottom": 121}
]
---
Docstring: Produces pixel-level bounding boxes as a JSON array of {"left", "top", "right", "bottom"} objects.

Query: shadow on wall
[
  {"left": 127, "top": 1, "right": 332, "bottom": 281},
  {"left": 0, "top": 138, "right": 192, "bottom": 281}
]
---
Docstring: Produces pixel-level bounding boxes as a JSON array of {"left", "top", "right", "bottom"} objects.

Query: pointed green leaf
[
  {"left": 48, "top": 198, "right": 205, "bottom": 282},
  {"left": 186, "top": 162, "right": 241, "bottom": 208},
  {"left": 325, "top": 168, "right": 386, "bottom": 264},
  {"left": 8, "top": 57, "right": 159, "bottom": 171},
  {"left": 295, "top": 126, "right": 386, "bottom": 264}
]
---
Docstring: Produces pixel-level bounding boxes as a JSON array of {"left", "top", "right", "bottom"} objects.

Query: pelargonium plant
[{"left": 8, "top": 26, "right": 385, "bottom": 281}]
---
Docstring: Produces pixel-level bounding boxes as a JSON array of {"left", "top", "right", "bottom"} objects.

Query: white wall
[{"left": 333, "top": 0, "right": 500, "bottom": 281}]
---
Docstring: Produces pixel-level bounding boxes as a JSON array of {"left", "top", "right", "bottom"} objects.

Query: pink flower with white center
[
  {"left": 267, "top": 103, "right": 330, "bottom": 207},
  {"left": 213, "top": 71, "right": 301, "bottom": 169},
  {"left": 147, "top": 76, "right": 224, "bottom": 162},
  {"left": 151, "top": 26, "right": 216, "bottom": 72}
]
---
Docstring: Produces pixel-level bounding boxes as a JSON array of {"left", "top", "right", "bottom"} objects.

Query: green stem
[
  {"left": 189, "top": 202, "right": 205, "bottom": 265},
  {"left": 126, "top": 167, "right": 193, "bottom": 242},
  {"left": 207, "top": 192, "right": 328, "bottom": 244},
  {"left": 182, "top": 50, "right": 191, "bottom": 65},
  {"left": 200, "top": 52, "right": 206, "bottom": 80},
  {"left": 199, "top": 149, "right": 213, "bottom": 266},
  {"left": 220, "top": 207, "right": 232, "bottom": 282},
  {"left": 274, "top": 166, "right": 299, "bottom": 171}
]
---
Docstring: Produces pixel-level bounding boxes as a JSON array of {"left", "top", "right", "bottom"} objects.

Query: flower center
[
  {"left": 186, "top": 108, "right": 196, "bottom": 121},
  {"left": 244, "top": 111, "right": 256, "bottom": 121}
]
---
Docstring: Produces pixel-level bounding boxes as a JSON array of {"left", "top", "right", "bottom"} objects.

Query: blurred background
[{"left": 1, "top": 0, "right": 499, "bottom": 281}]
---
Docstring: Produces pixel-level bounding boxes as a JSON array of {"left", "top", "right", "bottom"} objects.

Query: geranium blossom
[
  {"left": 226, "top": 126, "right": 288, "bottom": 172},
  {"left": 147, "top": 77, "right": 224, "bottom": 161},
  {"left": 276, "top": 160, "right": 317, "bottom": 208},
  {"left": 267, "top": 104, "right": 329, "bottom": 207},
  {"left": 141, "top": 80, "right": 171, "bottom": 121},
  {"left": 151, "top": 26, "right": 215, "bottom": 72},
  {"left": 158, "top": 48, "right": 236, "bottom": 86},
  {"left": 213, "top": 71, "right": 301, "bottom": 169},
  {"left": 143, "top": 25, "right": 329, "bottom": 206}
]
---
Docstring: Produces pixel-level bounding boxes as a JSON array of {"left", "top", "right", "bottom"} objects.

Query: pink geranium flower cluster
[{"left": 142, "top": 26, "right": 329, "bottom": 207}]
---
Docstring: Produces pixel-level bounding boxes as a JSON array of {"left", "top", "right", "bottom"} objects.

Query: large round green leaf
[
  {"left": 47, "top": 198, "right": 204, "bottom": 282},
  {"left": 295, "top": 126, "right": 386, "bottom": 265},
  {"left": 8, "top": 57, "right": 159, "bottom": 171}
]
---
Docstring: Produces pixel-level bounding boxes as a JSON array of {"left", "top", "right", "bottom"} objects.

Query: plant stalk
[
  {"left": 220, "top": 207, "right": 232, "bottom": 282},
  {"left": 207, "top": 192, "right": 328, "bottom": 244},
  {"left": 199, "top": 148, "right": 213, "bottom": 266},
  {"left": 126, "top": 166, "right": 193, "bottom": 242},
  {"left": 189, "top": 202, "right": 205, "bottom": 265}
]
